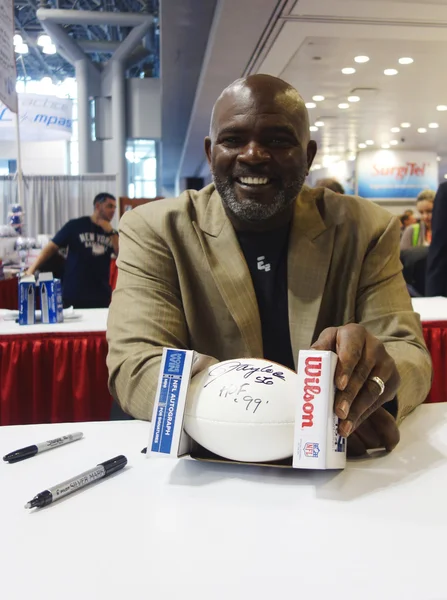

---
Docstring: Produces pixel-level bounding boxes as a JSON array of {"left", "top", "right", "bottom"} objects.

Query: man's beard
[{"left": 212, "top": 171, "right": 306, "bottom": 223}]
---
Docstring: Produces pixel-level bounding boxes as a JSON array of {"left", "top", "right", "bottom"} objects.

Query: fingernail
[
  {"left": 339, "top": 375, "right": 349, "bottom": 391},
  {"left": 338, "top": 400, "right": 350, "bottom": 419},
  {"left": 341, "top": 421, "right": 353, "bottom": 437}
]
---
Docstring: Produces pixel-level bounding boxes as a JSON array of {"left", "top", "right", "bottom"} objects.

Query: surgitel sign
[
  {"left": 372, "top": 162, "right": 427, "bottom": 180},
  {"left": 357, "top": 150, "right": 438, "bottom": 199}
]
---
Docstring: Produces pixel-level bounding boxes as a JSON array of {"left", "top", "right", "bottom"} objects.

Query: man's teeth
[{"left": 239, "top": 177, "right": 270, "bottom": 185}]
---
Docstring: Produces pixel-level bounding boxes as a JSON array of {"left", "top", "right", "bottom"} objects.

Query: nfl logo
[{"left": 304, "top": 442, "right": 320, "bottom": 458}]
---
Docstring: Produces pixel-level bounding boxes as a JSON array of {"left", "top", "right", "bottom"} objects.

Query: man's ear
[
  {"left": 204, "top": 137, "right": 212, "bottom": 166},
  {"left": 306, "top": 140, "right": 318, "bottom": 174}
]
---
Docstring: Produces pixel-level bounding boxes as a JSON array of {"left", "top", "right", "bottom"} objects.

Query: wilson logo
[{"left": 301, "top": 356, "right": 322, "bottom": 428}]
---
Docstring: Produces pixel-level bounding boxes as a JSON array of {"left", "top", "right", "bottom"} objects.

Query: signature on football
[{"left": 204, "top": 361, "right": 286, "bottom": 387}]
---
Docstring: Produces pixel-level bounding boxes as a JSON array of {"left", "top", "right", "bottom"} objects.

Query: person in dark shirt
[
  {"left": 26, "top": 193, "right": 118, "bottom": 308},
  {"left": 426, "top": 182, "right": 447, "bottom": 296}
]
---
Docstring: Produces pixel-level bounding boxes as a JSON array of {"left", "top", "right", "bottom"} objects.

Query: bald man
[{"left": 107, "top": 75, "right": 431, "bottom": 456}]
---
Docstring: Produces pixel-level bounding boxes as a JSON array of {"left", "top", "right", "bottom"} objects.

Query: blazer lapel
[
  {"left": 288, "top": 187, "right": 336, "bottom": 368},
  {"left": 193, "top": 189, "right": 263, "bottom": 357}
]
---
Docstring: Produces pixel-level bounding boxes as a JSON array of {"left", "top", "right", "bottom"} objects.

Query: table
[
  {"left": 1, "top": 404, "right": 446, "bottom": 600},
  {"left": 0, "top": 309, "right": 112, "bottom": 425}
]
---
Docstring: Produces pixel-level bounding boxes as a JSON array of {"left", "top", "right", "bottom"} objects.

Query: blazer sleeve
[
  {"left": 400, "top": 224, "right": 414, "bottom": 251},
  {"left": 356, "top": 216, "right": 432, "bottom": 424},
  {"left": 106, "top": 209, "right": 189, "bottom": 420},
  {"left": 426, "top": 182, "right": 447, "bottom": 296}
]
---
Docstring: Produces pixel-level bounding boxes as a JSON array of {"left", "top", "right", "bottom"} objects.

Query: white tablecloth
[
  {"left": 0, "top": 308, "right": 108, "bottom": 335},
  {"left": 0, "top": 404, "right": 446, "bottom": 600},
  {"left": 411, "top": 297, "right": 447, "bottom": 322}
]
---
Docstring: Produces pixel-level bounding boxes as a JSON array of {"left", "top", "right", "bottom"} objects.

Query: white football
[{"left": 183, "top": 358, "right": 297, "bottom": 463}]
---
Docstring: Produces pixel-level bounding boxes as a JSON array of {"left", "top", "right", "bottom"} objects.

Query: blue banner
[{"left": 357, "top": 150, "right": 438, "bottom": 199}]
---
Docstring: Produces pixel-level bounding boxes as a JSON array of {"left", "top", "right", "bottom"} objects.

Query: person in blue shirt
[{"left": 26, "top": 193, "right": 119, "bottom": 308}]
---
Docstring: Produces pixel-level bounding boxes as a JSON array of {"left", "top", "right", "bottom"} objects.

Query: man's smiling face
[{"left": 205, "top": 75, "right": 316, "bottom": 229}]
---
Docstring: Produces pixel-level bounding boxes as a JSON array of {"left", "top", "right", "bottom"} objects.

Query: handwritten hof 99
[{"left": 203, "top": 361, "right": 287, "bottom": 414}]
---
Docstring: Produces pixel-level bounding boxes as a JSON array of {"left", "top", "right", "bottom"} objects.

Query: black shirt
[
  {"left": 52, "top": 216, "right": 114, "bottom": 308},
  {"left": 236, "top": 224, "right": 295, "bottom": 371}
]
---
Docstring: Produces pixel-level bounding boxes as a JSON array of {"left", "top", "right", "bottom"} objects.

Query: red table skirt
[
  {"left": 0, "top": 332, "right": 113, "bottom": 426},
  {"left": 0, "top": 317, "right": 445, "bottom": 427},
  {"left": 422, "top": 321, "right": 447, "bottom": 404}
]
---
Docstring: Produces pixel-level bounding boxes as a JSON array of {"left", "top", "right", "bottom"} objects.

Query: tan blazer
[{"left": 107, "top": 184, "right": 432, "bottom": 423}]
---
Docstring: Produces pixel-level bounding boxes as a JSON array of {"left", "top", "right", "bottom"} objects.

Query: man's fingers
[
  {"left": 311, "top": 327, "right": 338, "bottom": 352},
  {"left": 346, "top": 408, "right": 400, "bottom": 455},
  {"left": 333, "top": 324, "right": 367, "bottom": 391},
  {"left": 354, "top": 416, "right": 383, "bottom": 450},
  {"left": 346, "top": 432, "right": 367, "bottom": 457},
  {"left": 368, "top": 407, "right": 400, "bottom": 452},
  {"left": 334, "top": 339, "right": 377, "bottom": 420}
]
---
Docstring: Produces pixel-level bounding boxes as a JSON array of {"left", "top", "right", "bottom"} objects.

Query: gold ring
[{"left": 369, "top": 376, "right": 385, "bottom": 396}]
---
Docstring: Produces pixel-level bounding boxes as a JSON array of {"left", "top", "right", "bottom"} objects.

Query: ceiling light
[
  {"left": 348, "top": 154, "right": 356, "bottom": 161},
  {"left": 384, "top": 69, "right": 398, "bottom": 76},
  {"left": 365, "top": 140, "right": 374, "bottom": 145},
  {"left": 390, "top": 140, "right": 399, "bottom": 146},
  {"left": 306, "top": 102, "right": 317, "bottom": 109},
  {"left": 444, "top": 174, "right": 447, "bottom": 179},
  {"left": 309, "top": 126, "right": 319, "bottom": 132},
  {"left": 417, "top": 128, "right": 427, "bottom": 133},
  {"left": 381, "top": 144, "right": 390, "bottom": 149},
  {"left": 401, "top": 122, "right": 411, "bottom": 128},
  {"left": 358, "top": 143, "right": 367, "bottom": 149},
  {"left": 399, "top": 57, "right": 414, "bottom": 65},
  {"left": 428, "top": 122, "right": 439, "bottom": 129},
  {"left": 348, "top": 95, "right": 360, "bottom": 102},
  {"left": 342, "top": 68, "right": 356, "bottom": 75},
  {"left": 437, "top": 156, "right": 441, "bottom": 162},
  {"left": 15, "top": 43, "right": 28, "bottom": 55},
  {"left": 338, "top": 103, "right": 350, "bottom": 109},
  {"left": 13, "top": 34, "right": 23, "bottom": 46},
  {"left": 42, "top": 44, "right": 56, "bottom": 55},
  {"left": 354, "top": 56, "right": 370, "bottom": 63},
  {"left": 312, "top": 95, "right": 325, "bottom": 102},
  {"left": 391, "top": 127, "right": 400, "bottom": 133},
  {"left": 315, "top": 121, "right": 325, "bottom": 127},
  {"left": 437, "top": 105, "right": 447, "bottom": 112},
  {"left": 37, "top": 34, "right": 52, "bottom": 47}
]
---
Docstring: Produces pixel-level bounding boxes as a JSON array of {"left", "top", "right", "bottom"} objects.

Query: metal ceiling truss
[{"left": 13, "top": 0, "right": 159, "bottom": 81}]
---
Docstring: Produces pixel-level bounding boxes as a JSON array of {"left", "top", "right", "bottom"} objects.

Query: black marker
[
  {"left": 25, "top": 455, "right": 127, "bottom": 509},
  {"left": 3, "top": 432, "right": 83, "bottom": 463}
]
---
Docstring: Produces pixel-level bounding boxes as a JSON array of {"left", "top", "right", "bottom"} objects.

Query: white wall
[
  {"left": 0, "top": 140, "right": 68, "bottom": 174},
  {"left": 127, "top": 78, "right": 161, "bottom": 140}
]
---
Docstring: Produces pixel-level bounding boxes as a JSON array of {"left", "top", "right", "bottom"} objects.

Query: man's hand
[
  {"left": 346, "top": 407, "right": 400, "bottom": 456},
  {"left": 92, "top": 216, "right": 113, "bottom": 234},
  {"left": 311, "top": 324, "right": 401, "bottom": 454}
]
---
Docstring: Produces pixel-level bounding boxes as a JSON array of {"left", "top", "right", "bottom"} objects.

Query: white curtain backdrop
[{"left": 0, "top": 174, "right": 117, "bottom": 238}]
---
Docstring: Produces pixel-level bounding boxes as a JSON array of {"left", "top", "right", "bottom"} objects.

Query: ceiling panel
[{"left": 256, "top": 0, "right": 447, "bottom": 179}]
